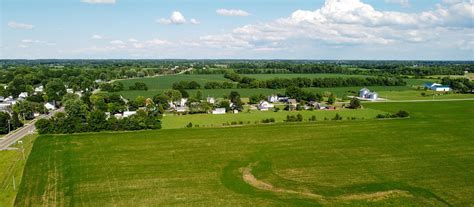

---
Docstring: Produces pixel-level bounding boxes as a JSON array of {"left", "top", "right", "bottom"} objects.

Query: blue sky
[{"left": 1, "top": 0, "right": 473, "bottom": 60}]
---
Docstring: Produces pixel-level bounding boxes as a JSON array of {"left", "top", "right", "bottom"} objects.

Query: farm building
[
  {"left": 212, "top": 108, "right": 226, "bottom": 115},
  {"left": 359, "top": 88, "right": 378, "bottom": 100},
  {"left": 258, "top": 101, "right": 274, "bottom": 111},
  {"left": 268, "top": 95, "right": 279, "bottom": 103},
  {"left": 425, "top": 83, "right": 451, "bottom": 92}
]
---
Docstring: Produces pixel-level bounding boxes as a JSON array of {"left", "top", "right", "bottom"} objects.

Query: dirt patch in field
[{"left": 240, "top": 162, "right": 411, "bottom": 202}]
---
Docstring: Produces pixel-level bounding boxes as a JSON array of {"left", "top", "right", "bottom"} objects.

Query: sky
[{"left": 1, "top": 0, "right": 473, "bottom": 60}]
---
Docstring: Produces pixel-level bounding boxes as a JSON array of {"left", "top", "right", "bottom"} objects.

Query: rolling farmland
[{"left": 15, "top": 100, "right": 474, "bottom": 206}]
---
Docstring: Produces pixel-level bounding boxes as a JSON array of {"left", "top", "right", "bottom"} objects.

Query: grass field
[
  {"left": 161, "top": 108, "right": 384, "bottom": 129},
  {"left": 16, "top": 100, "right": 474, "bottom": 206},
  {"left": 0, "top": 135, "right": 36, "bottom": 207}
]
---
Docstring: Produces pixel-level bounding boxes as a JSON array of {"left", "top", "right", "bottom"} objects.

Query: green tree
[
  {"left": 45, "top": 79, "right": 67, "bottom": 102},
  {"left": 87, "top": 109, "right": 107, "bottom": 131},
  {"left": 349, "top": 98, "right": 361, "bottom": 109},
  {"left": 328, "top": 94, "right": 336, "bottom": 105}
]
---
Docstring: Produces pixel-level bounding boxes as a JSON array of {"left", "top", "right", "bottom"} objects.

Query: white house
[
  {"left": 114, "top": 113, "right": 123, "bottom": 119},
  {"left": 44, "top": 102, "right": 56, "bottom": 111},
  {"left": 258, "top": 101, "right": 274, "bottom": 111},
  {"left": 212, "top": 108, "right": 226, "bottom": 115},
  {"left": 19, "top": 92, "right": 28, "bottom": 99},
  {"left": 207, "top": 97, "right": 215, "bottom": 104},
  {"left": 176, "top": 107, "right": 187, "bottom": 113},
  {"left": 268, "top": 95, "right": 279, "bottom": 103},
  {"left": 179, "top": 98, "right": 188, "bottom": 107},
  {"left": 34, "top": 86, "right": 44, "bottom": 93},
  {"left": 123, "top": 111, "right": 137, "bottom": 118},
  {"left": 66, "top": 89, "right": 74, "bottom": 94}
]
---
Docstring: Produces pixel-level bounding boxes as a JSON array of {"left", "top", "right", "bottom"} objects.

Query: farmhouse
[
  {"left": 212, "top": 108, "right": 226, "bottom": 114},
  {"left": 425, "top": 82, "right": 451, "bottom": 92},
  {"left": 258, "top": 101, "right": 274, "bottom": 111},
  {"left": 268, "top": 95, "right": 279, "bottom": 103},
  {"left": 287, "top": 99, "right": 297, "bottom": 111}
]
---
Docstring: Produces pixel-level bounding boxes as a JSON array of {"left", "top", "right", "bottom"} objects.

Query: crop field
[
  {"left": 0, "top": 135, "right": 36, "bottom": 207},
  {"left": 162, "top": 108, "right": 384, "bottom": 129},
  {"left": 16, "top": 100, "right": 474, "bottom": 206}
]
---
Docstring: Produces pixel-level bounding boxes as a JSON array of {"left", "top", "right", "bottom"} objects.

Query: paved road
[{"left": 0, "top": 108, "right": 63, "bottom": 150}]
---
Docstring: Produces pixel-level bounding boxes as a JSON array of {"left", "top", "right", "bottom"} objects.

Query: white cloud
[
  {"left": 199, "top": 0, "right": 474, "bottom": 52},
  {"left": 385, "top": 0, "right": 410, "bottom": 7},
  {"left": 128, "top": 38, "right": 138, "bottom": 42},
  {"left": 92, "top": 34, "right": 103, "bottom": 39},
  {"left": 8, "top": 21, "right": 34, "bottom": 29},
  {"left": 20, "top": 39, "right": 56, "bottom": 46},
  {"left": 157, "top": 11, "right": 199, "bottom": 25},
  {"left": 146, "top": 38, "right": 170, "bottom": 46},
  {"left": 190, "top": 18, "right": 200, "bottom": 24},
  {"left": 216, "top": 9, "right": 251, "bottom": 17},
  {"left": 81, "top": 0, "right": 116, "bottom": 4},
  {"left": 110, "top": 40, "right": 125, "bottom": 44}
]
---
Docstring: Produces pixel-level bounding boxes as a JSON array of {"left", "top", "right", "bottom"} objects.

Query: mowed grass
[
  {"left": 16, "top": 100, "right": 474, "bottom": 206},
  {"left": 0, "top": 135, "right": 36, "bottom": 207},
  {"left": 162, "top": 108, "right": 384, "bottom": 129}
]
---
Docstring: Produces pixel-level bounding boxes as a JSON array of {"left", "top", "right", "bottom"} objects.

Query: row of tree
[
  {"left": 35, "top": 94, "right": 161, "bottom": 134},
  {"left": 223, "top": 72, "right": 406, "bottom": 89}
]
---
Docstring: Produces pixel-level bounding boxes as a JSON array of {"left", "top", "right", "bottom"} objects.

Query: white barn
[
  {"left": 258, "top": 101, "right": 274, "bottom": 111},
  {"left": 212, "top": 108, "right": 226, "bottom": 115}
]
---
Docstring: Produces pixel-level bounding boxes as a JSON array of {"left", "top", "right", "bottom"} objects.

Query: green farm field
[
  {"left": 243, "top": 73, "right": 369, "bottom": 79},
  {"left": 15, "top": 100, "right": 474, "bottom": 206},
  {"left": 162, "top": 108, "right": 384, "bottom": 129}
]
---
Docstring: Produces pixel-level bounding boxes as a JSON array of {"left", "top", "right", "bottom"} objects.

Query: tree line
[{"left": 223, "top": 72, "right": 406, "bottom": 89}]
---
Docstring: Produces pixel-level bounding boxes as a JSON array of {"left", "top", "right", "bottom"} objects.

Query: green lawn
[
  {"left": 0, "top": 135, "right": 36, "bottom": 207},
  {"left": 162, "top": 108, "right": 384, "bottom": 129},
  {"left": 16, "top": 100, "right": 474, "bottom": 206}
]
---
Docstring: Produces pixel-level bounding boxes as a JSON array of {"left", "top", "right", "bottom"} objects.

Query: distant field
[
  {"left": 162, "top": 108, "right": 384, "bottom": 129},
  {"left": 16, "top": 100, "right": 474, "bottom": 206},
  {"left": 0, "top": 135, "right": 36, "bottom": 207}
]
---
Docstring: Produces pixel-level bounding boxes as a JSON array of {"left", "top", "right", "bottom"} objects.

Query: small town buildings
[
  {"left": 258, "top": 101, "right": 274, "bottom": 111},
  {"left": 0, "top": 103, "right": 12, "bottom": 113},
  {"left": 268, "top": 95, "right": 279, "bottom": 103},
  {"left": 123, "top": 111, "right": 137, "bottom": 117},
  {"left": 424, "top": 82, "right": 451, "bottom": 92},
  {"left": 212, "top": 108, "right": 226, "bottom": 115},
  {"left": 278, "top": 96, "right": 289, "bottom": 102},
  {"left": 44, "top": 102, "right": 56, "bottom": 111},
  {"left": 207, "top": 97, "right": 215, "bottom": 104}
]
